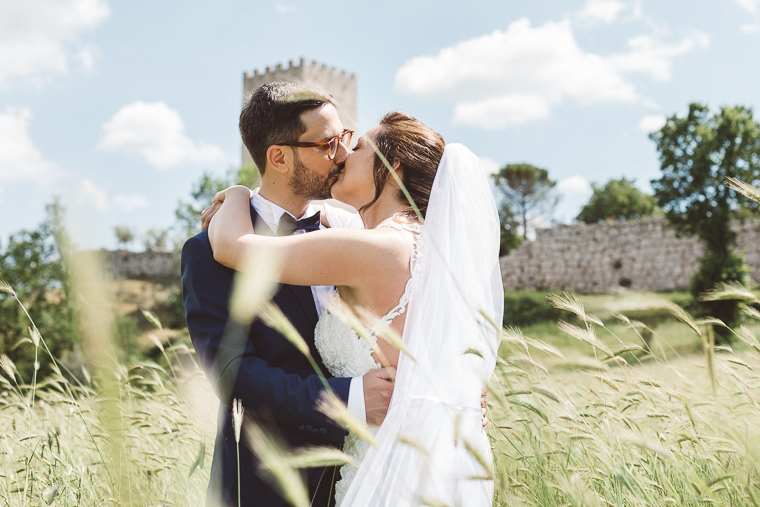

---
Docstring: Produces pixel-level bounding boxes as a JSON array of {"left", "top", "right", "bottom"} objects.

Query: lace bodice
[
  {"left": 313, "top": 219, "right": 422, "bottom": 506},
  {"left": 314, "top": 220, "right": 423, "bottom": 378}
]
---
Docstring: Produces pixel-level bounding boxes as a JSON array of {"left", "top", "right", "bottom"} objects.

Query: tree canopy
[
  {"left": 492, "top": 163, "right": 558, "bottom": 239},
  {"left": 650, "top": 102, "right": 760, "bottom": 340},
  {"left": 577, "top": 178, "right": 659, "bottom": 224}
]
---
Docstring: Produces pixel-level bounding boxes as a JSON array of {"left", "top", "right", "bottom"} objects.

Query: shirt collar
[{"left": 250, "top": 188, "right": 317, "bottom": 231}]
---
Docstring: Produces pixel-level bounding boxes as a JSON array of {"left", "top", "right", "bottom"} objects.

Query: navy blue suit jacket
[{"left": 181, "top": 204, "right": 351, "bottom": 507}]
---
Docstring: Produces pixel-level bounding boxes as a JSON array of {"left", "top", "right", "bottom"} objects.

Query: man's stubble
[{"left": 289, "top": 148, "right": 342, "bottom": 201}]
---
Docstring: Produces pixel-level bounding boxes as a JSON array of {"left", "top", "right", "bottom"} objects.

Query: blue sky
[{"left": 1, "top": 0, "right": 759, "bottom": 249}]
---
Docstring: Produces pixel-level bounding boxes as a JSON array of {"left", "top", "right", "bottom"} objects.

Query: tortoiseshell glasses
[{"left": 278, "top": 129, "right": 354, "bottom": 160}]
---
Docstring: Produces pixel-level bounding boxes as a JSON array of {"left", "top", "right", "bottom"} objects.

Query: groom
[{"left": 181, "top": 81, "right": 394, "bottom": 507}]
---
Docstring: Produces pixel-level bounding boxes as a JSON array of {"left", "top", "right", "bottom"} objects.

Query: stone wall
[
  {"left": 241, "top": 58, "right": 358, "bottom": 166},
  {"left": 500, "top": 216, "right": 760, "bottom": 293},
  {"left": 107, "top": 250, "right": 179, "bottom": 280}
]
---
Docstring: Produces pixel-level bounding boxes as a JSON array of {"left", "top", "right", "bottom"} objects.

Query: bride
[{"left": 207, "top": 111, "right": 503, "bottom": 506}]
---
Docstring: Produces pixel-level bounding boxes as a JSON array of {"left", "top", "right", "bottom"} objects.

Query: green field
[{"left": 3, "top": 289, "right": 760, "bottom": 506}]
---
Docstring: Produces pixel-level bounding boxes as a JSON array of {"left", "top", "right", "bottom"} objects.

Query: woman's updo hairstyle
[{"left": 360, "top": 111, "right": 445, "bottom": 219}]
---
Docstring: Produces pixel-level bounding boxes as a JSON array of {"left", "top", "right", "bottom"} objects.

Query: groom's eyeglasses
[{"left": 278, "top": 130, "right": 354, "bottom": 160}]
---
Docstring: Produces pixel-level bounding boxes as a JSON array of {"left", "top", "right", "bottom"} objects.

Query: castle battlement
[
  {"left": 244, "top": 58, "right": 357, "bottom": 81},
  {"left": 241, "top": 58, "right": 358, "bottom": 167}
]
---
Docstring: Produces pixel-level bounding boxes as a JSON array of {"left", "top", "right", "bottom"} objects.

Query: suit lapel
[{"left": 249, "top": 204, "right": 320, "bottom": 327}]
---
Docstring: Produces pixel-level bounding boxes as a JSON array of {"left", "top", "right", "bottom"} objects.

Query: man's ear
[{"left": 266, "top": 145, "right": 290, "bottom": 175}]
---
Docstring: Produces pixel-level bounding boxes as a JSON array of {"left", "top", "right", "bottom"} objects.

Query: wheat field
[{"left": 4, "top": 283, "right": 760, "bottom": 506}]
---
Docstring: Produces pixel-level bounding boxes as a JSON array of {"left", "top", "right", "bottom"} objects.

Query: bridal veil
[{"left": 340, "top": 144, "right": 504, "bottom": 506}]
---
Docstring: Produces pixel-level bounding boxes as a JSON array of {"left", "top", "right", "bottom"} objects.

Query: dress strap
[
  {"left": 377, "top": 220, "right": 423, "bottom": 234},
  {"left": 374, "top": 222, "right": 424, "bottom": 328}
]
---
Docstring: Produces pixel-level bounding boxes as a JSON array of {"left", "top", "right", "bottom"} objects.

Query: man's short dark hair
[{"left": 240, "top": 82, "right": 333, "bottom": 175}]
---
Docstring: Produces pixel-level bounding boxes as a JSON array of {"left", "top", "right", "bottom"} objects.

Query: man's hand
[{"left": 363, "top": 367, "right": 395, "bottom": 426}]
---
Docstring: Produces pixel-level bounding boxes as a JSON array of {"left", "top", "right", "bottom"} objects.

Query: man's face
[{"left": 288, "top": 104, "right": 348, "bottom": 200}]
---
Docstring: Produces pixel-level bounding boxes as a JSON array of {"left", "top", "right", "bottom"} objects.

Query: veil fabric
[{"left": 340, "top": 144, "right": 504, "bottom": 506}]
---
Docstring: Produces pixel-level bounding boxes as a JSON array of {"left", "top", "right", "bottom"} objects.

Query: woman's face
[{"left": 331, "top": 125, "right": 382, "bottom": 209}]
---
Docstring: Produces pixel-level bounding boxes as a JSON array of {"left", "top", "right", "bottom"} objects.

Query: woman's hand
[
  {"left": 200, "top": 186, "right": 254, "bottom": 231},
  {"left": 201, "top": 201, "right": 222, "bottom": 231}
]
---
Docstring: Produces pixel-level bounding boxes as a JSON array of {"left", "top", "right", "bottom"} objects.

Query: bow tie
[{"left": 277, "top": 211, "right": 321, "bottom": 236}]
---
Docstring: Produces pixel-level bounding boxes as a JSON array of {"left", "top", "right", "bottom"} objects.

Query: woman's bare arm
[{"left": 207, "top": 187, "right": 405, "bottom": 288}]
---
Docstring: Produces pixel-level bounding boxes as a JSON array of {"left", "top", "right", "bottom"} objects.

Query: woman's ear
[
  {"left": 388, "top": 160, "right": 403, "bottom": 184},
  {"left": 266, "top": 145, "right": 290, "bottom": 175}
]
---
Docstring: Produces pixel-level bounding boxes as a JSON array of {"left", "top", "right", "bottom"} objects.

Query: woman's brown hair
[{"left": 360, "top": 111, "right": 445, "bottom": 219}]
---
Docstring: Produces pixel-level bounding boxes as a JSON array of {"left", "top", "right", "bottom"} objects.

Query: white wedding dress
[
  {"left": 315, "top": 144, "right": 502, "bottom": 507},
  {"left": 315, "top": 221, "right": 423, "bottom": 506}
]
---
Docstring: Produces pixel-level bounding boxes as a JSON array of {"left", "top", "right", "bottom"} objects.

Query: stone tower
[{"left": 241, "top": 58, "right": 358, "bottom": 167}]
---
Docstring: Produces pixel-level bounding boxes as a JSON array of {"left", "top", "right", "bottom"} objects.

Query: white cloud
[
  {"left": 0, "top": 0, "right": 108, "bottom": 87},
  {"left": 99, "top": 101, "right": 226, "bottom": 169},
  {"left": 480, "top": 157, "right": 501, "bottom": 176},
  {"left": 395, "top": 18, "right": 708, "bottom": 129},
  {"left": 455, "top": 95, "right": 551, "bottom": 129},
  {"left": 736, "top": 0, "right": 760, "bottom": 13},
  {"left": 113, "top": 194, "right": 149, "bottom": 212},
  {"left": 557, "top": 175, "right": 593, "bottom": 196},
  {"left": 578, "top": 0, "right": 626, "bottom": 23},
  {"left": 555, "top": 175, "right": 593, "bottom": 223},
  {"left": 274, "top": 2, "right": 296, "bottom": 13},
  {"left": 638, "top": 114, "right": 666, "bottom": 132},
  {"left": 75, "top": 178, "right": 108, "bottom": 211},
  {"left": 609, "top": 32, "right": 709, "bottom": 81},
  {"left": 0, "top": 107, "right": 62, "bottom": 185},
  {"left": 741, "top": 22, "right": 760, "bottom": 32}
]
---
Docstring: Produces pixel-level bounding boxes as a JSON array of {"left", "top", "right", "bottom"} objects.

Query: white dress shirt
[{"left": 250, "top": 189, "right": 367, "bottom": 423}]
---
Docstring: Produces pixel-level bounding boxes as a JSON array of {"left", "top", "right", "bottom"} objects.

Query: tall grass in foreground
[
  {"left": 488, "top": 290, "right": 760, "bottom": 506},
  {"left": 0, "top": 261, "right": 214, "bottom": 506}
]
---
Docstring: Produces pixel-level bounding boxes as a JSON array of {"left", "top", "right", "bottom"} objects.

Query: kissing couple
[{"left": 181, "top": 81, "right": 503, "bottom": 507}]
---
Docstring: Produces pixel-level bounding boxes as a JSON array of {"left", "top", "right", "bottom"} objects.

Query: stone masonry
[
  {"left": 108, "top": 250, "right": 179, "bottom": 279},
  {"left": 241, "top": 58, "right": 358, "bottom": 167},
  {"left": 500, "top": 216, "right": 760, "bottom": 293}
]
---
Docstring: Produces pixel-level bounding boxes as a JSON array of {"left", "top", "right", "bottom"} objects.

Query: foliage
[
  {"left": 174, "top": 164, "right": 261, "bottom": 242},
  {"left": 492, "top": 163, "right": 558, "bottom": 238},
  {"left": 144, "top": 227, "right": 169, "bottom": 250},
  {"left": 577, "top": 177, "right": 659, "bottom": 224},
  {"left": 650, "top": 103, "right": 760, "bottom": 341},
  {"left": 113, "top": 225, "right": 135, "bottom": 249},
  {"left": 113, "top": 314, "right": 141, "bottom": 359},
  {"left": 497, "top": 202, "right": 522, "bottom": 256},
  {"left": 0, "top": 200, "right": 79, "bottom": 381},
  {"left": 503, "top": 291, "right": 564, "bottom": 327}
]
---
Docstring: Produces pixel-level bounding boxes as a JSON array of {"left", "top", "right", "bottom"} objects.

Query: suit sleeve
[{"left": 181, "top": 233, "right": 350, "bottom": 444}]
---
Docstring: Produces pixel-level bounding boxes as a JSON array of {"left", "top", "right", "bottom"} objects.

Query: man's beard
[{"left": 290, "top": 150, "right": 342, "bottom": 200}]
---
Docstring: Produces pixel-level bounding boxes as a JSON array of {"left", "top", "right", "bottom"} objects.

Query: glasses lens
[
  {"left": 341, "top": 131, "right": 353, "bottom": 149},
  {"left": 327, "top": 137, "right": 339, "bottom": 159}
]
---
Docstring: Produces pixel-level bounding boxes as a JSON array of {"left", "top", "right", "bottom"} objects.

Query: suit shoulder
[{"left": 182, "top": 230, "right": 211, "bottom": 256}]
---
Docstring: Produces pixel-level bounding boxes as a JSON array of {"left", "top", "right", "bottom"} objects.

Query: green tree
[
  {"left": 0, "top": 199, "right": 80, "bottom": 381},
  {"left": 114, "top": 226, "right": 134, "bottom": 250},
  {"left": 174, "top": 164, "right": 260, "bottom": 241},
  {"left": 650, "top": 103, "right": 760, "bottom": 341},
  {"left": 497, "top": 202, "right": 522, "bottom": 256},
  {"left": 492, "top": 163, "right": 558, "bottom": 239},
  {"left": 144, "top": 228, "right": 169, "bottom": 251},
  {"left": 577, "top": 178, "right": 659, "bottom": 224}
]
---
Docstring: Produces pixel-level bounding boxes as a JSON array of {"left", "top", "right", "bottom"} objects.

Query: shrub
[
  {"left": 503, "top": 291, "right": 564, "bottom": 327},
  {"left": 0, "top": 200, "right": 80, "bottom": 381}
]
